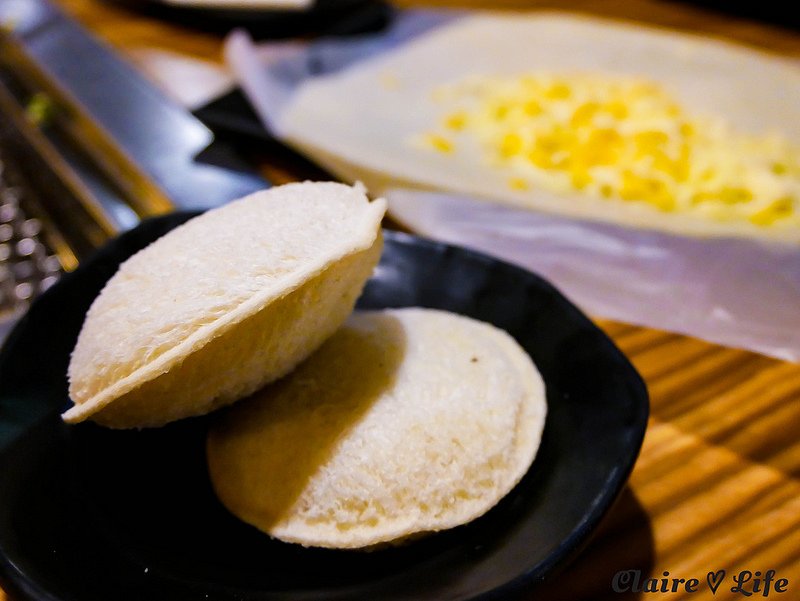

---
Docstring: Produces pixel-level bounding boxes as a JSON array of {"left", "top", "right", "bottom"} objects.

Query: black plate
[
  {"left": 0, "top": 212, "right": 648, "bottom": 601},
  {"left": 103, "top": 0, "right": 392, "bottom": 38}
]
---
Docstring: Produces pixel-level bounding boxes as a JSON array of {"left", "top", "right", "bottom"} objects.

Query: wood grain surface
[{"left": 2, "top": 1, "right": 799, "bottom": 600}]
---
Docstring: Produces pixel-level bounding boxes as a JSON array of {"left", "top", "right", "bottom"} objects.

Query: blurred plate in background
[{"left": 103, "top": 0, "right": 392, "bottom": 37}]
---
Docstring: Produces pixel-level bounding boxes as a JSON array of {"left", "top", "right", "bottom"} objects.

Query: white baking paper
[
  {"left": 224, "top": 11, "right": 800, "bottom": 361},
  {"left": 387, "top": 188, "right": 800, "bottom": 362}
]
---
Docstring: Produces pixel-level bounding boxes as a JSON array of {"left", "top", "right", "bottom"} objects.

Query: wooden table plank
[
  {"left": 2, "top": 1, "right": 800, "bottom": 600},
  {"left": 534, "top": 322, "right": 800, "bottom": 600}
]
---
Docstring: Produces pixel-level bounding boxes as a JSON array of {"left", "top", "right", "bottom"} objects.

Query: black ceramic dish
[
  {"left": 103, "top": 0, "right": 392, "bottom": 37},
  {"left": 0, "top": 213, "right": 648, "bottom": 601}
]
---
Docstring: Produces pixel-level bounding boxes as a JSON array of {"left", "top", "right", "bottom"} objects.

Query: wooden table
[{"left": 3, "top": 1, "right": 800, "bottom": 599}]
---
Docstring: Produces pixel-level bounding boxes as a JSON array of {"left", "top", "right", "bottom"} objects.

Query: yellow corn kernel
[
  {"left": 523, "top": 99, "right": 542, "bottom": 116},
  {"left": 499, "top": 132, "right": 524, "bottom": 157},
  {"left": 570, "top": 102, "right": 600, "bottom": 128},
  {"left": 692, "top": 186, "right": 752, "bottom": 206},
  {"left": 527, "top": 148, "right": 553, "bottom": 169},
  {"left": 595, "top": 128, "right": 623, "bottom": 144},
  {"left": 509, "top": 177, "right": 529, "bottom": 191},
  {"left": 699, "top": 168, "right": 716, "bottom": 182},
  {"left": 604, "top": 100, "right": 629, "bottom": 120},
  {"left": 648, "top": 191, "right": 677, "bottom": 212},
  {"left": 444, "top": 112, "right": 467, "bottom": 131},
  {"left": 674, "top": 144, "right": 691, "bottom": 181},
  {"left": 570, "top": 169, "right": 592, "bottom": 190},
  {"left": 634, "top": 131, "right": 669, "bottom": 150},
  {"left": 567, "top": 129, "right": 621, "bottom": 169},
  {"left": 748, "top": 197, "right": 794, "bottom": 225},
  {"left": 620, "top": 170, "right": 644, "bottom": 200},
  {"left": 572, "top": 144, "right": 616, "bottom": 169},
  {"left": 492, "top": 103, "right": 510, "bottom": 120},
  {"left": 650, "top": 150, "right": 676, "bottom": 174},
  {"left": 620, "top": 171, "right": 674, "bottom": 210},
  {"left": 425, "top": 133, "right": 454, "bottom": 153},
  {"left": 691, "top": 190, "right": 718, "bottom": 205},
  {"left": 718, "top": 187, "right": 753, "bottom": 204},
  {"left": 533, "top": 134, "right": 565, "bottom": 157},
  {"left": 545, "top": 82, "right": 571, "bottom": 100}
]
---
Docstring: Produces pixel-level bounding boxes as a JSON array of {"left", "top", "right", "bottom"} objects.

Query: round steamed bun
[
  {"left": 63, "top": 182, "right": 386, "bottom": 428},
  {"left": 206, "top": 307, "right": 547, "bottom": 549}
]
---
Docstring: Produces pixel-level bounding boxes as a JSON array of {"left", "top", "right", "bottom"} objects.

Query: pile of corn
[{"left": 421, "top": 73, "right": 799, "bottom": 227}]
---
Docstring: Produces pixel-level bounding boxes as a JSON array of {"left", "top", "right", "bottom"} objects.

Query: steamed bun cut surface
[
  {"left": 64, "top": 182, "right": 386, "bottom": 428},
  {"left": 206, "top": 308, "right": 546, "bottom": 549}
]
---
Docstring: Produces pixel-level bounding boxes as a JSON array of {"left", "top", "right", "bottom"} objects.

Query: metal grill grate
[{"left": 0, "top": 149, "right": 63, "bottom": 336}]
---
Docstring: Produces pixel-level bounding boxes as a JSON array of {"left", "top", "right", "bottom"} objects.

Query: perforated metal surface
[{"left": 0, "top": 148, "right": 63, "bottom": 338}]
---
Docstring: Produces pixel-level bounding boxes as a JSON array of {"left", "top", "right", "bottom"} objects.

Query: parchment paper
[{"left": 225, "top": 10, "right": 800, "bottom": 361}]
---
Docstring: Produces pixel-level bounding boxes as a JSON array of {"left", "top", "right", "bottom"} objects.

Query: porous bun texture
[
  {"left": 207, "top": 308, "right": 546, "bottom": 549},
  {"left": 64, "top": 182, "right": 386, "bottom": 428}
]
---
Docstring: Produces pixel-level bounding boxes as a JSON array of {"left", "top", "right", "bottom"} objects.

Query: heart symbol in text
[{"left": 707, "top": 570, "right": 726, "bottom": 594}]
